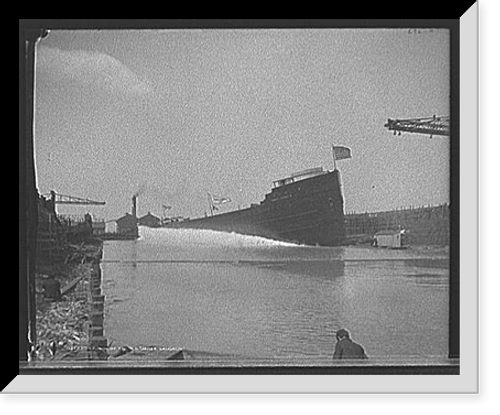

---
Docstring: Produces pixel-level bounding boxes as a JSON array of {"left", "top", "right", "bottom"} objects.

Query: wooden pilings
[{"left": 88, "top": 263, "right": 108, "bottom": 359}]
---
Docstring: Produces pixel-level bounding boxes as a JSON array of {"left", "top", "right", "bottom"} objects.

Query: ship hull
[{"left": 164, "top": 170, "right": 346, "bottom": 246}]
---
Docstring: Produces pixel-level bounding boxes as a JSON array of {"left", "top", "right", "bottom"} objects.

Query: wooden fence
[{"left": 345, "top": 204, "right": 449, "bottom": 246}]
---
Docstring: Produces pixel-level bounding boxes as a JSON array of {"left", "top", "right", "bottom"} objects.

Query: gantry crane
[
  {"left": 41, "top": 190, "right": 106, "bottom": 205},
  {"left": 384, "top": 115, "right": 450, "bottom": 137}
]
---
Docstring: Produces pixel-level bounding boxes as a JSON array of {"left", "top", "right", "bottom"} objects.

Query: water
[{"left": 101, "top": 226, "right": 449, "bottom": 362}]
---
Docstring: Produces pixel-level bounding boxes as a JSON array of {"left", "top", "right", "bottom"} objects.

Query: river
[{"left": 101, "top": 226, "right": 449, "bottom": 363}]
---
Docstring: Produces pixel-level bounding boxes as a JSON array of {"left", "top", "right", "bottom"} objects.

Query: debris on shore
[{"left": 34, "top": 243, "right": 103, "bottom": 361}]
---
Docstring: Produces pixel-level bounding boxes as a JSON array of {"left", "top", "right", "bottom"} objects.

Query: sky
[{"left": 33, "top": 27, "right": 450, "bottom": 221}]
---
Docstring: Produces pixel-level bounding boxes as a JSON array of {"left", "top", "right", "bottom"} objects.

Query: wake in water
[
  {"left": 102, "top": 226, "right": 342, "bottom": 265},
  {"left": 138, "top": 225, "right": 302, "bottom": 248}
]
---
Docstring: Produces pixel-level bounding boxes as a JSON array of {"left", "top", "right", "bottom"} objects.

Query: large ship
[{"left": 163, "top": 165, "right": 347, "bottom": 246}]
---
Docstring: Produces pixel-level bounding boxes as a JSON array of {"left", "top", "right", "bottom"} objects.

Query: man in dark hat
[{"left": 333, "top": 329, "right": 368, "bottom": 360}]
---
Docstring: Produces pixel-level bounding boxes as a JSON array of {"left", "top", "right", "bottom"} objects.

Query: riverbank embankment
[{"left": 34, "top": 240, "right": 106, "bottom": 361}]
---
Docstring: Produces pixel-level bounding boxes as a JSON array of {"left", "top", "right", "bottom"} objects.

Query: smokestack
[{"left": 132, "top": 195, "right": 137, "bottom": 218}]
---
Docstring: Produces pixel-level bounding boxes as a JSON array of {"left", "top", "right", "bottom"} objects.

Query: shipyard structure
[
  {"left": 345, "top": 204, "right": 449, "bottom": 246},
  {"left": 105, "top": 140, "right": 448, "bottom": 248},
  {"left": 145, "top": 166, "right": 448, "bottom": 248}
]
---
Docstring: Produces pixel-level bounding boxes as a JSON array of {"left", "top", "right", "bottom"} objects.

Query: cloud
[{"left": 37, "top": 46, "right": 153, "bottom": 96}]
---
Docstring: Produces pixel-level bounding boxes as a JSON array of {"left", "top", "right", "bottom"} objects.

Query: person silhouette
[{"left": 333, "top": 329, "right": 368, "bottom": 360}]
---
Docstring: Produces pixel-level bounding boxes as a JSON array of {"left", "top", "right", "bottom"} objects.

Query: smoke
[
  {"left": 133, "top": 183, "right": 147, "bottom": 198},
  {"left": 131, "top": 181, "right": 186, "bottom": 217}
]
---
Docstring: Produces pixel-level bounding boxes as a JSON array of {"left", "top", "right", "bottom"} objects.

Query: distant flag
[
  {"left": 208, "top": 193, "right": 231, "bottom": 213},
  {"left": 332, "top": 145, "right": 352, "bottom": 169},
  {"left": 161, "top": 204, "right": 172, "bottom": 222},
  {"left": 211, "top": 195, "right": 231, "bottom": 205}
]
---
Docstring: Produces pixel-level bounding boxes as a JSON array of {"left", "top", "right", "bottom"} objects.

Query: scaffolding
[
  {"left": 41, "top": 191, "right": 106, "bottom": 205},
  {"left": 384, "top": 116, "right": 450, "bottom": 137}
]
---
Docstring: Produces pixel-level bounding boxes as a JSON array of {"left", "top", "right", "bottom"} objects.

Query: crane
[
  {"left": 384, "top": 115, "right": 450, "bottom": 137},
  {"left": 41, "top": 191, "right": 106, "bottom": 205}
]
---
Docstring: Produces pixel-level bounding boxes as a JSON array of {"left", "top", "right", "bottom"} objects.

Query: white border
[{"left": 6, "top": 10, "right": 478, "bottom": 393}]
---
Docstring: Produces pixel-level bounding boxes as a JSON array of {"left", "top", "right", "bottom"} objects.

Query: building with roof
[
  {"left": 116, "top": 213, "right": 138, "bottom": 237},
  {"left": 138, "top": 212, "right": 161, "bottom": 228},
  {"left": 373, "top": 229, "right": 408, "bottom": 249}
]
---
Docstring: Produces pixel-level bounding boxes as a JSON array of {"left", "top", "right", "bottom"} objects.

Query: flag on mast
[{"left": 209, "top": 193, "right": 231, "bottom": 212}]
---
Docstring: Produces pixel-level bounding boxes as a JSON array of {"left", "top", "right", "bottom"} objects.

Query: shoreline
[{"left": 34, "top": 239, "right": 106, "bottom": 361}]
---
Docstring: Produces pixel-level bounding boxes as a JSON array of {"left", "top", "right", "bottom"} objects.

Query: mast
[{"left": 207, "top": 193, "right": 214, "bottom": 217}]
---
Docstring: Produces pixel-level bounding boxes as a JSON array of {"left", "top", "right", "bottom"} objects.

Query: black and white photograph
[{"left": 14, "top": 16, "right": 480, "bottom": 396}]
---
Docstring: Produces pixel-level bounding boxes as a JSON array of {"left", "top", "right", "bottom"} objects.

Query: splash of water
[{"left": 138, "top": 226, "right": 300, "bottom": 248}]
